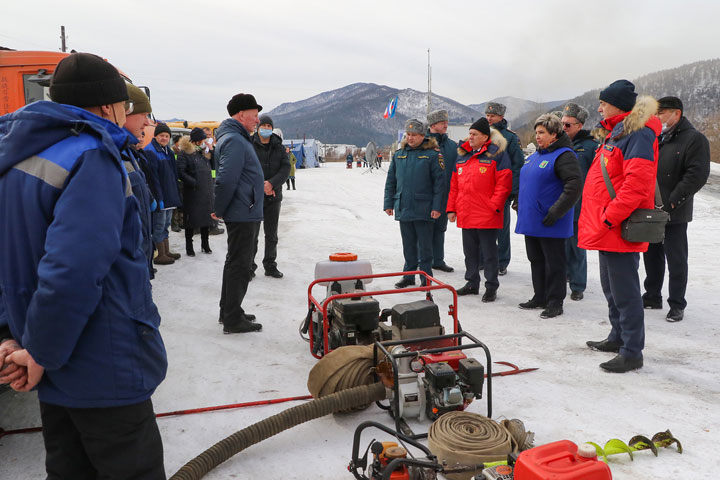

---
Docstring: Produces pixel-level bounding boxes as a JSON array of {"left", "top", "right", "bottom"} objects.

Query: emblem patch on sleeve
[{"left": 438, "top": 153, "right": 445, "bottom": 170}]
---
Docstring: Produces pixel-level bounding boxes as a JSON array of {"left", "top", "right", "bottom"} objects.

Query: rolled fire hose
[
  {"left": 170, "top": 346, "right": 384, "bottom": 480},
  {"left": 428, "top": 412, "right": 534, "bottom": 480}
]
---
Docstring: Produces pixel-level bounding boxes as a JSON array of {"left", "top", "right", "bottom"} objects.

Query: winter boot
[
  {"left": 165, "top": 238, "right": 181, "bottom": 260},
  {"left": 201, "top": 228, "right": 212, "bottom": 254},
  {"left": 154, "top": 241, "right": 175, "bottom": 265},
  {"left": 185, "top": 228, "right": 195, "bottom": 257}
]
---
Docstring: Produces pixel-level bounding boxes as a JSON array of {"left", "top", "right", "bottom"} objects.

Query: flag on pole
[{"left": 383, "top": 95, "right": 398, "bottom": 119}]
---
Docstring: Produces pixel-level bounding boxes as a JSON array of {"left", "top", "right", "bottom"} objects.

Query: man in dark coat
[
  {"left": 384, "top": 119, "right": 445, "bottom": 288},
  {"left": 426, "top": 109, "right": 458, "bottom": 273},
  {"left": 251, "top": 114, "right": 290, "bottom": 278},
  {"left": 562, "top": 103, "right": 599, "bottom": 301},
  {"left": 642, "top": 96, "right": 710, "bottom": 322},
  {"left": 484, "top": 102, "right": 525, "bottom": 275},
  {"left": 214, "top": 93, "right": 265, "bottom": 334}
]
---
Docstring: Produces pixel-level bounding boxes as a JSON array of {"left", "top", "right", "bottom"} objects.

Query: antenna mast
[
  {"left": 427, "top": 48, "right": 432, "bottom": 115},
  {"left": 60, "top": 26, "right": 67, "bottom": 52}
]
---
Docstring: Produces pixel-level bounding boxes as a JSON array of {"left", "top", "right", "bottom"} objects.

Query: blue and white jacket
[{"left": 0, "top": 101, "right": 167, "bottom": 408}]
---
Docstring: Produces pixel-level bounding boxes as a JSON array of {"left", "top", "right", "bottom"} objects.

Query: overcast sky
[{"left": 3, "top": 0, "right": 719, "bottom": 121}]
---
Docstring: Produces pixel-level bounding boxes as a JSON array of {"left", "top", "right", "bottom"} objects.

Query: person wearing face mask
[
  {"left": 0, "top": 52, "right": 167, "bottom": 479},
  {"left": 177, "top": 128, "right": 216, "bottom": 256},
  {"left": 641, "top": 96, "right": 710, "bottom": 322},
  {"left": 251, "top": 114, "right": 290, "bottom": 279}
]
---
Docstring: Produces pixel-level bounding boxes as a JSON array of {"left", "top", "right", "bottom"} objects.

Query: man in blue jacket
[
  {"left": 484, "top": 102, "right": 525, "bottom": 275},
  {"left": 214, "top": 93, "right": 265, "bottom": 334},
  {"left": 426, "top": 109, "right": 458, "bottom": 273},
  {"left": 0, "top": 53, "right": 166, "bottom": 479},
  {"left": 561, "top": 103, "right": 599, "bottom": 301},
  {"left": 384, "top": 119, "right": 445, "bottom": 288}
]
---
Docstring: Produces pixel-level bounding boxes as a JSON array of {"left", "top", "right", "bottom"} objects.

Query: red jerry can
[{"left": 513, "top": 440, "right": 612, "bottom": 480}]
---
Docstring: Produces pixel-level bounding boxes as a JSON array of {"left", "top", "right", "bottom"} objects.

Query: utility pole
[
  {"left": 427, "top": 48, "right": 432, "bottom": 116},
  {"left": 60, "top": 26, "right": 67, "bottom": 52}
]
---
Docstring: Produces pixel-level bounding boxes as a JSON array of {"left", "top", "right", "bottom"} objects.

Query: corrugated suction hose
[{"left": 170, "top": 346, "right": 385, "bottom": 480}]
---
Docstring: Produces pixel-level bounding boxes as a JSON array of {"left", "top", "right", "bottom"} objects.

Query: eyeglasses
[
  {"left": 124, "top": 100, "right": 134, "bottom": 115},
  {"left": 563, "top": 122, "right": 580, "bottom": 128}
]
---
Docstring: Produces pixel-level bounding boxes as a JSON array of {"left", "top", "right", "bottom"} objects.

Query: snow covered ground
[{"left": 2, "top": 162, "right": 719, "bottom": 479}]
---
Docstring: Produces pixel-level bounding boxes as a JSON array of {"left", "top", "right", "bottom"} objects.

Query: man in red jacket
[{"left": 578, "top": 80, "right": 661, "bottom": 373}]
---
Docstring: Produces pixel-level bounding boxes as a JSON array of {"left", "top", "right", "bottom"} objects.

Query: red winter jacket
[
  {"left": 447, "top": 130, "right": 512, "bottom": 229},
  {"left": 578, "top": 96, "right": 662, "bottom": 252}
]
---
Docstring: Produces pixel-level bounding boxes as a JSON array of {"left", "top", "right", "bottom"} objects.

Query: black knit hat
[
  {"left": 657, "top": 96, "right": 683, "bottom": 112},
  {"left": 258, "top": 114, "right": 274, "bottom": 129},
  {"left": 599, "top": 79, "right": 637, "bottom": 112},
  {"left": 49, "top": 52, "right": 128, "bottom": 107},
  {"left": 154, "top": 123, "right": 171, "bottom": 137},
  {"left": 470, "top": 117, "right": 491, "bottom": 136},
  {"left": 227, "top": 93, "right": 262, "bottom": 116},
  {"left": 190, "top": 127, "right": 207, "bottom": 142}
]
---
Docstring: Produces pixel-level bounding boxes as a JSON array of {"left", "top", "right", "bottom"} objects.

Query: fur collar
[
  {"left": 178, "top": 135, "right": 211, "bottom": 158},
  {"left": 591, "top": 95, "right": 659, "bottom": 143},
  {"left": 456, "top": 128, "right": 507, "bottom": 156},
  {"left": 400, "top": 136, "right": 439, "bottom": 151}
]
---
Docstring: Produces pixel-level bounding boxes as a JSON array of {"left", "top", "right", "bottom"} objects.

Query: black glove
[{"left": 542, "top": 207, "right": 561, "bottom": 227}]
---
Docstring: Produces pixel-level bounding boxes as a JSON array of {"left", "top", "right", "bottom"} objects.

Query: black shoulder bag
[{"left": 600, "top": 153, "right": 669, "bottom": 243}]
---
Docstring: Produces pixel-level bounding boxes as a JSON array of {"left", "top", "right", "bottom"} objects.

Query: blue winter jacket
[
  {"left": 214, "top": 118, "right": 265, "bottom": 222},
  {"left": 428, "top": 132, "right": 458, "bottom": 212},
  {"left": 145, "top": 137, "right": 182, "bottom": 208},
  {"left": 570, "top": 130, "right": 599, "bottom": 221},
  {"left": 122, "top": 139, "right": 155, "bottom": 277},
  {"left": 490, "top": 119, "right": 525, "bottom": 196},
  {"left": 0, "top": 101, "right": 167, "bottom": 408},
  {"left": 384, "top": 136, "right": 445, "bottom": 221}
]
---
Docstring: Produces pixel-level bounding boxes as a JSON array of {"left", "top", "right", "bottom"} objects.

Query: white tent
[{"left": 282, "top": 138, "right": 322, "bottom": 168}]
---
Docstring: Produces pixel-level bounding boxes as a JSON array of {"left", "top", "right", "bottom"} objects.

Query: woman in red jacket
[{"left": 447, "top": 118, "right": 512, "bottom": 301}]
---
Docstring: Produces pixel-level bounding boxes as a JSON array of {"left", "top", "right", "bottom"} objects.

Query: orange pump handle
[{"left": 329, "top": 252, "right": 358, "bottom": 262}]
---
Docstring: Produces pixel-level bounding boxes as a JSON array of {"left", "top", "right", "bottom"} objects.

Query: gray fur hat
[
  {"left": 485, "top": 102, "right": 506, "bottom": 116},
  {"left": 562, "top": 102, "right": 589, "bottom": 124},
  {"left": 405, "top": 118, "right": 425, "bottom": 134},
  {"left": 427, "top": 109, "right": 449, "bottom": 126}
]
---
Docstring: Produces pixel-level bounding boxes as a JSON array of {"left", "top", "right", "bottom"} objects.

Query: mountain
[
  {"left": 268, "top": 83, "right": 482, "bottom": 146},
  {"left": 469, "top": 96, "right": 565, "bottom": 124}
]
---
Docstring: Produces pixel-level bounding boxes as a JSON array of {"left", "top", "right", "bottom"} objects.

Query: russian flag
[{"left": 383, "top": 95, "right": 398, "bottom": 119}]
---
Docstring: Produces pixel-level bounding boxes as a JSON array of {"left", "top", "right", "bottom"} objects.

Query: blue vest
[{"left": 516, "top": 147, "right": 574, "bottom": 238}]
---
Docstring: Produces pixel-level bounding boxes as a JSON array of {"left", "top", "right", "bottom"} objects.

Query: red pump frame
[{"left": 306, "top": 271, "right": 459, "bottom": 358}]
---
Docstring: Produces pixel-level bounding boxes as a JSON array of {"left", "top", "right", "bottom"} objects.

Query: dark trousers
[
  {"left": 643, "top": 222, "right": 689, "bottom": 310},
  {"left": 431, "top": 212, "right": 449, "bottom": 267},
  {"left": 478, "top": 199, "right": 511, "bottom": 269},
  {"left": 221, "top": 221, "right": 260, "bottom": 322},
  {"left": 40, "top": 399, "right": 165, "bottom": 480},
  {"left": 462, "top": 228, "right": 499, "bottom": 290},
  {"left": 286, "top": 177, "right": 295, "bottom": 190},
  {"left": 565, "top": 221, "right": 587, "bottom": 293},
  {"left": 599, "top": 251, "right": 644, "bottom": 359},
  {"left": 185, "top": 226, "right": 210, "bottom": 250},
  {"left": 525, "top": 235, "right": 567, "bottom": 307},
  {"left": 253, "top": 198, "right": 281, "bottom": 271},
  {"left": 399, "top": 220, "right": 433, "bottom": 284}
]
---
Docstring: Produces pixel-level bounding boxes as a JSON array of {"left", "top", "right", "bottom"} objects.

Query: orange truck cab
[{"left": 0, "top": 49, "right": 70, "bottom": 115}]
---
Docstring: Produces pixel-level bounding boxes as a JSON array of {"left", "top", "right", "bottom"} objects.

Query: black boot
[
  {"left": 185, "top": 228, "right": 195, "bottom": 257},
  {"left": 201, "top": 227, "right": 212, "bottom": 254},
  {"left": 457, "top": 284, "right": 479, "bottom": 296},
  {"left": 600, "top": 354, "right": 643, "bottom": 373},
  {"left": 481, "top": 289, "right": 497, "bottom": 302},
  {"left": 394, "top": 277, "right": 415, "bottom": 289}
]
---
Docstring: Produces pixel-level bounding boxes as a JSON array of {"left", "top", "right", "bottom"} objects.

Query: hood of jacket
[
  {"left": 538, "top": 131, "right": 574, "bottom": 154},
  {"left": 216, "top": 117, "right": 250, "bottom": 143},
  {"left": 177, "top": 135, "right": 211, "bottom": 159},
  {"left": 591, "top": 95, "right": 661, "bottom": 142},
  {"left": 399, "top": 136, "right": 439, "bottom": 151},
  {"left": 0, "top": 101, "right": 130, "bottom": 176},
  {"left": 457, "top": 128, "right": 508, "bottom": 157}
]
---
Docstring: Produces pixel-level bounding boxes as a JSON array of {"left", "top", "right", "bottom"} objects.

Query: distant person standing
[
  {"left": 642, "top": 96, "right": 710, "bottom": 322},
  {"left": 426, "top": 109, "right": 458, "bottom": 273},
  {"left": 287, "top": 147, "right": 297, "bottom": 190},
  {"left": 251, "top": 114, "right": 290, "bottom": 278},
  {"left": 561, "top": 103, "right": 599, "bottom": 301},
  {"left": 384, "top": 119, "right": 445, "bottom": 288},
  {"left": 214, "top": 94, "right": 265, "bottom": 334},
  {"left": 177, "top": 128, "right": 215, "bottom": 256},
  {"left": 346, "top": 152, "right": 353, "bottom": 169},
  {"left": 447, "top": 118, "right": 512, "bottom": 301},
  {"left": 581, "top": 80, "right": 661, "bottom": 373},
  {"left": 484, "top": 102, "right": 525, "bottom": 275},
  {"left": 145, "top": 122, "right": 183, "bottom": 265}
]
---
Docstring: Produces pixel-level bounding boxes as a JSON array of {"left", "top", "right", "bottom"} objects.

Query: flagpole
[{"left": 427, "top": 48, "right": 432, "bottom": 116}]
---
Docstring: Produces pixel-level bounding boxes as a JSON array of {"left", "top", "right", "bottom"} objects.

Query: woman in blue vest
[{"left": 516, "top": 114, "right": 581, "bottom": 318}]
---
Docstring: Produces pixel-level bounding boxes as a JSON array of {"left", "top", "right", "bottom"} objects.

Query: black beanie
[
  {"left": 154, "top": 123, "right": 171, "bottom": 137},
  {"left": 190, "top": 127, "right": 207, "bottom": 142},
  {"left": 599, "top": 79, "right": 637, "bottom": 113},
  {"left": 470, "top": 117, "right": 491, "bottom": 136},
  {"left": 49, "top": 52, "right": 129, "bottom": 107},
  {"left": 258, "top": 114, "right": 273, "bottom": 129}
]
